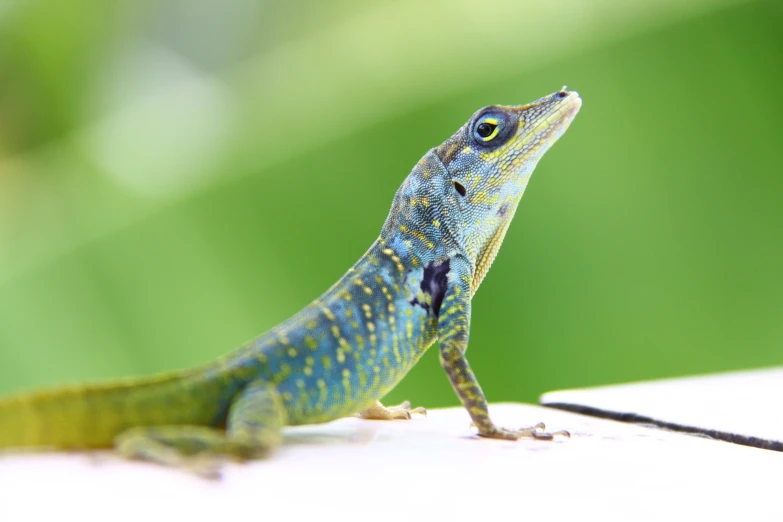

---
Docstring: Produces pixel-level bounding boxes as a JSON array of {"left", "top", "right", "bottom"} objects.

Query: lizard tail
[{"left": 0, "top": 370, "right": 231, "bottom": 450}]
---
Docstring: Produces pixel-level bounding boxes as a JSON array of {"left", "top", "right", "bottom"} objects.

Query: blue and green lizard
[{"left": 0, "top": 88, "right": 581, "bottom": 472}]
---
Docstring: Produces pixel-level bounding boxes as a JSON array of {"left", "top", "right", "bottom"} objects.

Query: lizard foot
[
  {"left": 116, "top": 429, "right": 224, "bottom": 480},
  {"left": 114, "top": 423, "right": 277, "bottom": 479},
  {"left": 358, "top": 400, "right": 427, "bottom": 420},
  {"left": 479, "top": 422, "right": 570, "bottom": 441}
]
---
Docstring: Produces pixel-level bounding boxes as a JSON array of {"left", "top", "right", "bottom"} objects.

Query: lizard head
[{"left": 434, "top": 88, "right": 582, "bottom": 292}]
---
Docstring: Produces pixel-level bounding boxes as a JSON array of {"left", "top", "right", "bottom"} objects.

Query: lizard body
[{"left": 0, "top": 89, "right": 581, "bottom": 471}]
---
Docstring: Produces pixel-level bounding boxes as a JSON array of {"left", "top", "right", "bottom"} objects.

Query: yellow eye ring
[{"left": 475, "top": 118, "right": 500, "bottom": 141}]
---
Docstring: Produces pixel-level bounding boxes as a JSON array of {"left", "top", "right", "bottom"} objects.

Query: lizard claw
[
  {"left": 478, "top": 422, "right": 570, "bottom": 441},
  {"left": 358, "top": 400, "right": 427, "bottom": 420}
]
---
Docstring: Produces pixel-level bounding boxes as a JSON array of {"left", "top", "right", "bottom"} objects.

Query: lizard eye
[
  {"left": 476, "top": 122, "right": 495, "bottom": 138},
  {"left": 469, "top": 108, "right": 517, "bottom": 149},
  {"left": 473, "top": 117, "right": 499, "bottom": 142}
]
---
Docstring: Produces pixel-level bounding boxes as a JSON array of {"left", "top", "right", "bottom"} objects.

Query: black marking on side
[
  {"left": 410, "top": 259, "right": 450, "bottom": 319},
  {"left": 544, "top": 402, "right": 783, "bottom": 453}
]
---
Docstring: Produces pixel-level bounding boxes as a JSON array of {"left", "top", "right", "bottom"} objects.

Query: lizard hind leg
[
  {"left": 115, "top": 380, "right": 286, "bottom": 478},
  {"left": 358, "top": 400, "right": 427, "bottom": 420}
]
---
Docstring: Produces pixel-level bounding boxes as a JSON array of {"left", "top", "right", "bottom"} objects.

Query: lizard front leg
[{"left": 437, "top": 256, "right": 568, "bottom": 441}]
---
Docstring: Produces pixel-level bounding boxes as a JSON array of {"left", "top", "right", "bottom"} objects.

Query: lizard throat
[{"left": 471, "top": 217, "right": 514, "bottom": 295}]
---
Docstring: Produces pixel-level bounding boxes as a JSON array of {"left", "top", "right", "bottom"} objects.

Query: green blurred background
[{"left": 0, "top": 0, "right": 781, "bottom": 408}]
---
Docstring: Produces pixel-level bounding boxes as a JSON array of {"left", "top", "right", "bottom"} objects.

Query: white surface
[
  {"left": 1, "top": 403, "right": 780, "bottom": 521},
  {"left": 541, "top": 367, "right": 783, "bottom": 448}
]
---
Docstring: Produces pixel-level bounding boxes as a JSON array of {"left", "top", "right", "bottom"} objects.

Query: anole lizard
[{"left": 0, "top": 88, "right": 581, "bottom": 474}]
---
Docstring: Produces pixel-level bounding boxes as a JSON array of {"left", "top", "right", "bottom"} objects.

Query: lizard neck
[{"left": 379, "top": 149, "right": 466, "bottom": 269}]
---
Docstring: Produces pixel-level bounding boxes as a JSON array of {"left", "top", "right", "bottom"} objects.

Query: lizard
[{"left": 0, "top": 88, "right": 581, "bottom": 474}]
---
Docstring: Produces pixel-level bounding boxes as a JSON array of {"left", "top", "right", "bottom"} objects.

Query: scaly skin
[{"left": 0, "top": 89, "right": 581, "bottom": 473}]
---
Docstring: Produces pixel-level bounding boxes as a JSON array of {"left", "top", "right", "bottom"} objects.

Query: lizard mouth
[
  {"left": 554, "top": 91, "right": 582, "bottom": 128},
  {"left": 528, "top": 90, "right": 582, "bottom": 147},
  {"left": 506, "top": 90, "right": 582, "bottom": 183}
]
